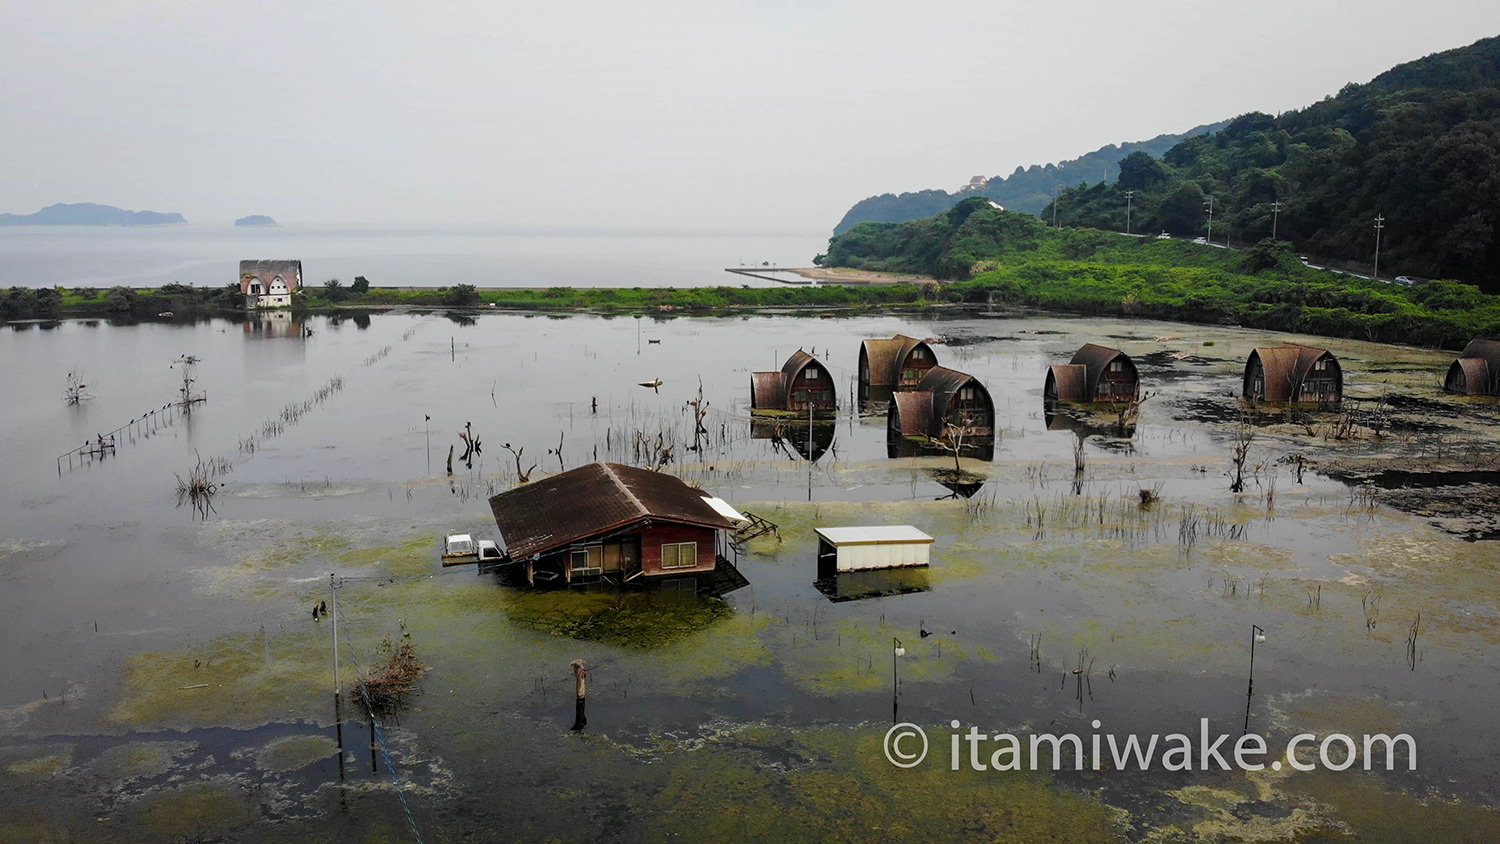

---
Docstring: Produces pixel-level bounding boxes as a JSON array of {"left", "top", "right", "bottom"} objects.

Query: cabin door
[{"left": 605, "top": 537, "right": 640, "bottom": 575}]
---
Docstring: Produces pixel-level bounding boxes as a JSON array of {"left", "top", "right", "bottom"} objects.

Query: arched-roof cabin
[
  {"left": 1044, "top": 344, "right": 1139, "bottom": 404},
  {"left": 858, "top": 335, "right": 938, "bottom": 407},
  {"left": 1444, "top": 339, "right": 1500, "bottom": 396},
  {"left": 1242, "top": 345, "right": 1342, "bottom": 407},
  {"left": 886, "top": 366, "right": 994, "bottom": 442},
  {"left": 751, "top": 350, "right": 836, "bottom": 414}
]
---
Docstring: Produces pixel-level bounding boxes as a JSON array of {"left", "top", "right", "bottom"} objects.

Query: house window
[
  {"left": 570, "top": 545, "right": 603, "bottom": 575},
  {"left": 805, "top": 368, "right": 819, "bottom": 380},
  {"left": 912, "top": 348, "right": 926, "bottom": 360},
  {"left": 661, "top": 542, "right": 697, "bottom": 569},
  {"left": 960, "top": 386, "right": 975, "bottom": 400},
  {"left": 1314, "top": 359, "right": 1328, "bottom": 371},
  {"left": 901, "top": 368, "right": 919, "bottom": 383},
  {"left": 1109, "top": 360, "right": 1125, "bottom": 372},
  {"left": 793, "top": 389, "right": 809, "bottom": 403}
]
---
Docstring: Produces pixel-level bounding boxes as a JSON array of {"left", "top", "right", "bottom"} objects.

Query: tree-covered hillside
[
  {"left": 833, "top": 122, "right": 1229, "bottom": 234},
  {"left": 1043, "top": 36, "right": 1500, "bottom": 293},
  {"left": 818, "top": 196, "right": 1500, "bottom": 348}
]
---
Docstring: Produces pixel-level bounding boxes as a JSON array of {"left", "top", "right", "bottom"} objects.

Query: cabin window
[
  {"left": 569, "top": 545, "right": 603, "bottom": 575},
  {"left": 661, "top": 542, "right": 697, "bottom": 569},
  {"left": 805, "top": 368, "right": 819, "bottom": 380},
  {"left": 960, "top": 387, "right": 975, "bottom": 401},
  {"left": 792, "top": 389, "right": 809, "bottom": 403},
  {"left": 1109, "top": 360, "right": 1125, "bottom": 372},
  {"left": 912, "top": 348, "right": 926, "bottom": 360},
  {"left": 1314, "top": 358, "right": 1329, "bottom": 371},
  {"left": 901, "top": 368, "right": 919, "bottom": 383}
]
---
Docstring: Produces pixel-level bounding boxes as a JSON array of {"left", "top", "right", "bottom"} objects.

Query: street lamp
[
  {"left": 892, "top": 637, "right": 906, "bottom": 723},
  {"left": 1243, "top": 624, "right": 1266, "bottom": 735}
]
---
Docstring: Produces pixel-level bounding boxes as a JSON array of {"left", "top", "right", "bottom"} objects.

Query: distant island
[
  {"left": 0, "top": 202, "right": 186, "bottom": 226},
  {"left": 234, "top": 215, "right": 278, "bottom": 227}
]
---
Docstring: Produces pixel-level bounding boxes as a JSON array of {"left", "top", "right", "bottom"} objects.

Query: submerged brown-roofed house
[
  {"left": 751, "top": 350, "right": 836, "bottom": 414},
  {"left": 1044, "top": 344, "right": 1140, "bottom": 403},
  {"left": 858, "top": 335, "right": 938, "bottom": 408},
  {"left": 886, "top": 366, "right": 994, "bottom": 443},
  {"left": 1242, "top": 344, "right": 1342, "bottom": 407},
  {"left": 239, "top": 259, "right": 302, "bottom": 309},
  {"left": 1444, "top": 339, "right": 1500, "bottom": 396},
  {"left": 488, "top": 462, "right": 744, "bottom": 589}
]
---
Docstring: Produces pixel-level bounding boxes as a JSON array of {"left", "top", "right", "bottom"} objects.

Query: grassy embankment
[{"left": 824, "top": 197, "right": 1500, "bottom": 349}]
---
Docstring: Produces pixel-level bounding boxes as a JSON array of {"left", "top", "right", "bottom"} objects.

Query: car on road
[
  {"left": 1394, "top": 275, "right": 1418, "bottom": 286},
  {"left": 1192, "top": 236, "right": 1207, "bottom": 245},
  {"left": 1155, "top": 231, "right": 1171, "bottom": 240}
]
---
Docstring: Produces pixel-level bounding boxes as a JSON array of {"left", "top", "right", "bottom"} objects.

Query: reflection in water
[
  {"left": 930, "top": 469, "right": 986, "bottom": 499},
  {"left": 751, "top": 418, "right": 835, "bottom": 462},
  {"left": 242, "top": 312, "right": 304, "bottom": 339},
  {"left": 885, "top": 433, "right": 994, "bottom": 462},
  {"left": 1044, "top": 403, "right": 1136, "bottom": 439},
  {"left": 815, "top": 567, "right": 932, "bottom": 603}
]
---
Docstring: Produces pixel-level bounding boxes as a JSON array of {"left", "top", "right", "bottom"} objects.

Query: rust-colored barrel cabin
[
  {"left": 886, "top": 366, "right": 995, "bottom": 443},
  {"left": 858, "top": 334, "right": 938, "bottom": 409},
  {"left": 1242, "top": 345, "right": 1342, "bottom": 407},
  {"left": 1444, "top": 339, "right": 1500, "bottom": 396},
  {"left": 751, "top": 350, "right": 836, "bottom": 415},
  {"left": 487, "top": 462, "right": 741, "bottom": 587},
  {"left": 1043, "top": 344, "right": 1139, "bottom": 404}
]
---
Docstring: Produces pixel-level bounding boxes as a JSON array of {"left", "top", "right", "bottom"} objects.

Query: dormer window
[{"left": 806, "top": 368, "right": 819, "bottom": 380}]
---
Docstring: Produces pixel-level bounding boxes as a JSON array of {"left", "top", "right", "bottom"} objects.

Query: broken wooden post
[
  {"left": 570, "top": 659, "right": 587, "bottom": 731},
  {"left": 446, "top": 444, "right": 454, "bottom": 475}
]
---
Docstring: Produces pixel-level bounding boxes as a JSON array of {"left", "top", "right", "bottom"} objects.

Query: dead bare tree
[
  {"left": 458, "top": 421, "right": 483, "bottom": 468},
  {"left": 1109, "top": 390, "right": 1154, "bottom": 435},
  {"left": 1229, "top": 416, "right": 1254, "bottom": 493},
  {"left": 171, "top": 354, "right": 206, "bottom": 410},
  {"left": 929, "top": 410, "right": 982, "bottom": 476},
  {"left": 502, "top": 442, "right": 536, "bottom": 482},
  {"left": 62, "top": 369, "right": 93, "bottom": 405}
]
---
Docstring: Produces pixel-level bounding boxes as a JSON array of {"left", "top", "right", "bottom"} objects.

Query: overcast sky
[{"left": 3, "top": 1, "right": 1498, "bottom": 232}]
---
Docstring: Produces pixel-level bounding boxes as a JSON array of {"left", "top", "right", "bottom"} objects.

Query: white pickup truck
[{"left": 442, "top": 534, "right": 504, "bottom": 566}]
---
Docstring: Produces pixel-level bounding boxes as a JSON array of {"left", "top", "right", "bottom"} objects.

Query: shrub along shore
[{"left": 5, "top": 264, "right": 1496, "bottom": 351}]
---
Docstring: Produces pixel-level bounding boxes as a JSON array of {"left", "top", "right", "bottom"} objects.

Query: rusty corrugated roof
[
  {"left": 889, "top": 392, "right": 931, "bottom": 436},
  {"left": 1449, "top": 357, "right": 1492, "bottom": 395},
  {"left": 488, "top": 462, "right": 733, "bottom": 560},
  {"left": 751, "top": 372, "right": 788, "bottom": 409},
  {"left": 1247, "top": 345, "right": 1336, "bottom": 402},
  {"left": 1047, "top": 364, "right": 1089, "bottom": 402},
  {"left": 860, "top": 335, "right": 934, "bottom": 387},
  {"left": 1069, "top": 344, "right": 1131, "bottom": 397}
]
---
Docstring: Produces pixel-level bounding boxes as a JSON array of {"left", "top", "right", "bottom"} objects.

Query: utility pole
[
  {"left": 1124, "top": 190, "right": 1135, "bottom": 235},
  {"left": 1051, "top": 184, "right": 1064, "bottom": 228},
  {"left": 1204, "top": 196, "right": 1215, "bottom": 245},
  {"left": 1372, "top": 214, "right": 1385, "bottom": 280},
  {"left": 1270, "top": 200, "right": 1283, "bottom": 241}
]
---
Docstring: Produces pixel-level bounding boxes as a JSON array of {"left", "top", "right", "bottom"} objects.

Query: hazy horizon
[{"left": 4, "top": 1, "right": 1499, "bottom": 231}]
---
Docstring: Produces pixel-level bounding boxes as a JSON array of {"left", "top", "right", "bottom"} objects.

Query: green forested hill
[
  {"left": 1043, "top": 36, "right": 1500, "bottom": 293},
  {"left": 832, "top": 122, "right": 1229, "bottom": 235}
]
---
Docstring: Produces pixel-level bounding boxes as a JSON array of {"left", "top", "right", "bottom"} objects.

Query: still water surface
[{"left": 2, "top": 310, "right": 1497, "bottom": 841}]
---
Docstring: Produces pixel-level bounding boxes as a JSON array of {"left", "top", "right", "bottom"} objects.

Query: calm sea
[{"left": 0, "top": 224, "right": 828, "bottom": 289}]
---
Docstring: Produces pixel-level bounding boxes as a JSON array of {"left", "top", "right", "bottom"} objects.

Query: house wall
[
  {"left": 788, "top": 363, "right": 836, "bottom": 411},
  {"left": 898, "top": 349, "right": 936, "bottom": 388},
  {"left": 639, "top": 523, "right": 718, "bottom": 575},
  {"left": 1095, "top": 360, "right": 1139, "bottom": 400},
  {"left": 1244, "top": 358, "right": 1267, "bottom": 400},
  {"left": 943, "top": 385, "right": 993, "bottom": 434}
]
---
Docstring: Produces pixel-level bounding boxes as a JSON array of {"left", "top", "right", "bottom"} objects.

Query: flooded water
[
  {"left": 0, "top": 225, "right": 825, "bottom": 290},
  {"left": 3, "top": 308, "right": 1499, "bottom": 842}
]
